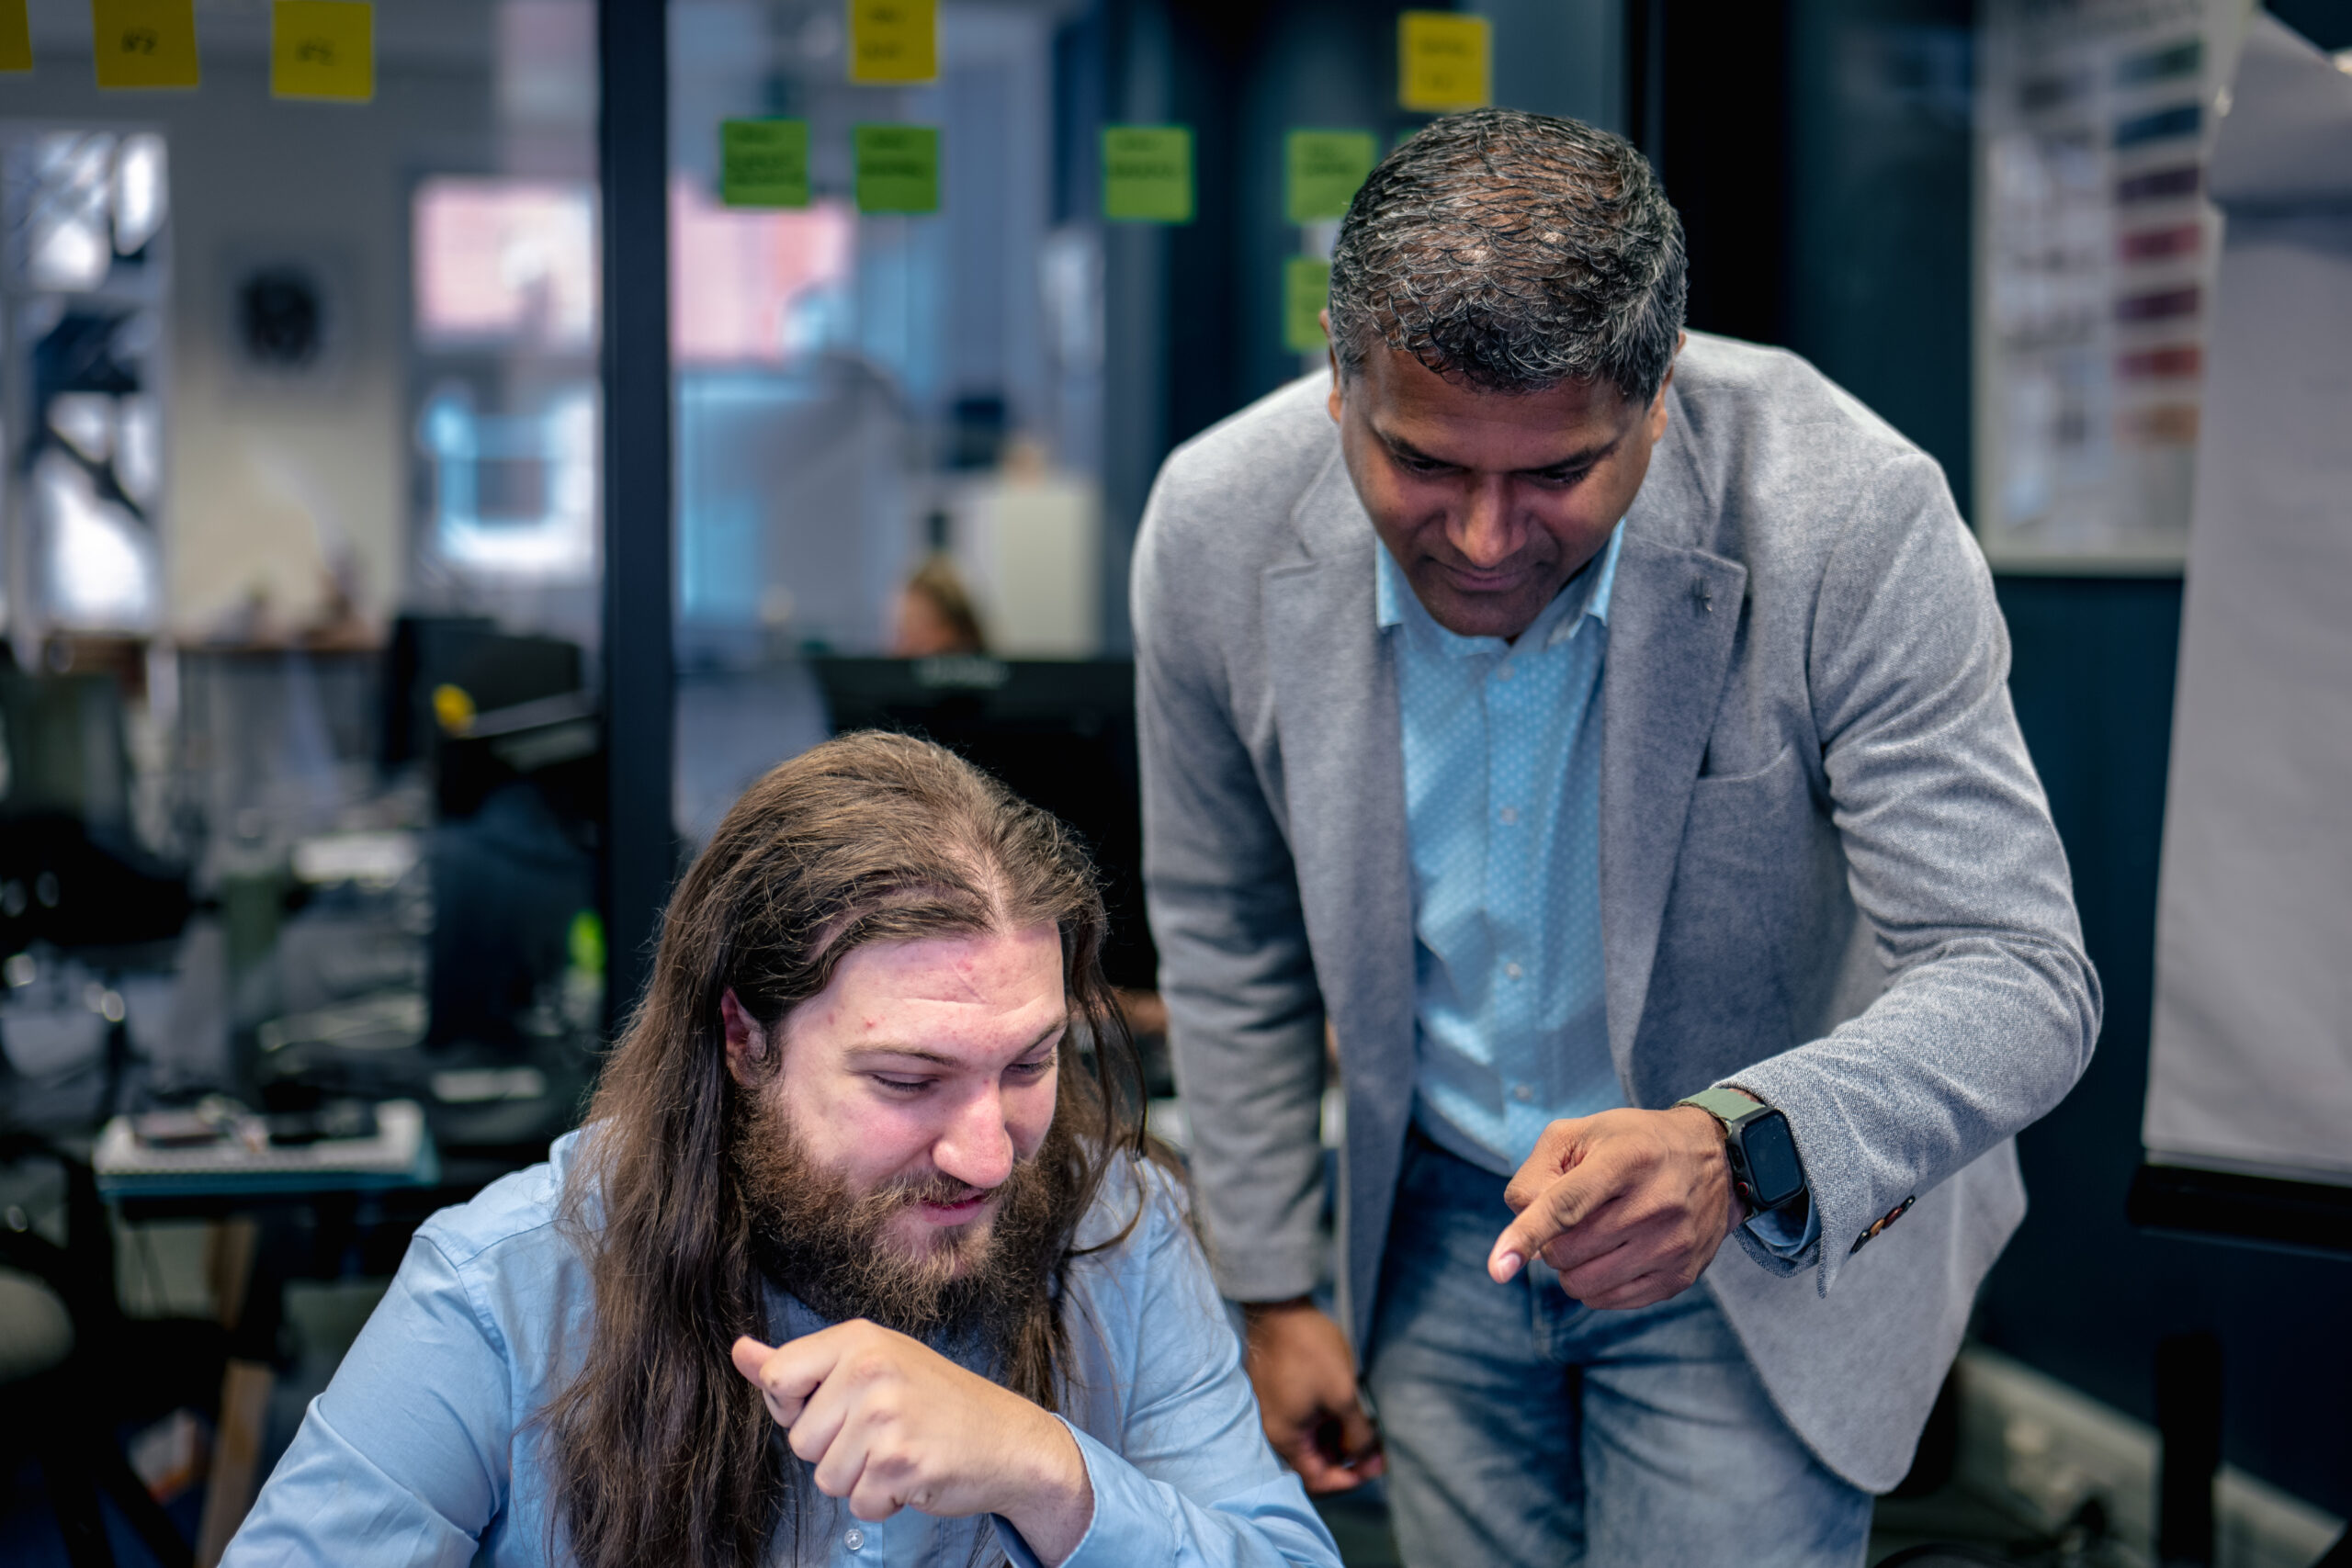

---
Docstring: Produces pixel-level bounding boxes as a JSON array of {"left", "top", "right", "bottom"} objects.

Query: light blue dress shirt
[
  {"left": 1379, "top": 529, "right": 1629, "bottom": 1177},
  {"left": 222, "top": 1131, "right": 1339, "bottom": 1568},
  {"left": 1378, "top": 533, "right": 1819, "bottom": 1257}
]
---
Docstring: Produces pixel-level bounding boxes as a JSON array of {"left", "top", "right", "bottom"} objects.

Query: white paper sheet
[{"left": 2143, "top": 14, "right": 2352, "bottom": 1185}]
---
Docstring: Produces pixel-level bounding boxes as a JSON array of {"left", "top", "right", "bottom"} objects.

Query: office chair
[
  {"left": 0, "top": 672, "right": 193, "bottom": 1124},
  {"left": 0, "top": 1134, "right": 221, "bottom": 1568}
]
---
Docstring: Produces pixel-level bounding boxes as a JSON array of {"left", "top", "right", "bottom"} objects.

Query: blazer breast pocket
[
  {"left": 1650, "top": 741, "right": 1835, "bottom": 1065},
  {"left": 1691, "top": 739, "right": 1799, "bottom": 794},
  {"left": 1679, "top": 739, "right": 1825, "bottom": 892}
]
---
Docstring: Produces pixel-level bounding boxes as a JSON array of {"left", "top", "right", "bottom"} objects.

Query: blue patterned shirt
[
  {"left": 1376, "top": 532, "right": 1822, "bottom": 1258},
  {"left": 1378, "top": 530, "right": 1628, "bottom": 1176}
]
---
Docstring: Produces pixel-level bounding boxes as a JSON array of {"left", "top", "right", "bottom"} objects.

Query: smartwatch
[{"left": 1676, "top": 1086, "right": 1807, "bottom": 1213}]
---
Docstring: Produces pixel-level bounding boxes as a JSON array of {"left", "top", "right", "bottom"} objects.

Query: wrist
[
  {"left": 1665, "top": 1104, "right": 1746, "bottom": 1219},
  {"left": 1675, "top": 1086, "right": 1808, "bottom": 1214},
  {"left": 1001, "top": 1411, "right": 1093, "bottom": 1567}
]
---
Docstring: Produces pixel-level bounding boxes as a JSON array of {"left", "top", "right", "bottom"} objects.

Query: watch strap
[{"left": 1677, "top": 1086, "right": 1768, "bottom": 1127}]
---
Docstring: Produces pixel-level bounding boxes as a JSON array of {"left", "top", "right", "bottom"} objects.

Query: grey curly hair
[{"left": 1329, "top": 108, "right": 1687, "bottom": 403}]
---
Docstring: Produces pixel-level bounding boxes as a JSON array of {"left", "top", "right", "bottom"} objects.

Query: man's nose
[
  {"left": 932, "top": 1089, "right": 1016, "bottom": 1191},
  {"left": 1453, "top": 477, "right": 1518, "bottom": 568}
]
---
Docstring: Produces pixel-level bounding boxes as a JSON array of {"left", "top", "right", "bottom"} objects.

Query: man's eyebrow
[
  {"left": 1516, "top": 434, "right": 1622, "bottom": 475},
  {"left": 841, "top": 1017, "right": 1068, "bottom": 1067},
  {"left": 1374, "top": 425, "right": 1620, "bottom": 475}
]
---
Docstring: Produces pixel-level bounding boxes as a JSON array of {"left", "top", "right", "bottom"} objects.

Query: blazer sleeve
[
  {"left": 1728, "top": 450, "right": 2101, "bottom": 1295},
  {"left": 1133, "top": 473, "right": 1333, "bottom": 1305}
]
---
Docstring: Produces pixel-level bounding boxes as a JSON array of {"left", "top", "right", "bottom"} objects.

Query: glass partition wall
[
  {"left": 663, "top": 0, "right": 1163, "bottom": 1089},
  {"left": 0, "top": 3, "right": 608, "bottom": 1181}
]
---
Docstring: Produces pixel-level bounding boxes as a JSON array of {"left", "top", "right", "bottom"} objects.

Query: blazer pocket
[{"left": 1691, "top": 739, "right": 1799, "bottom": 794}]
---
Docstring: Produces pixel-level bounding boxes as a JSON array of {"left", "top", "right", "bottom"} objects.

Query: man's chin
[
  {"left": 1422, "top": 588, "right": 1549, "bottom": 640},
  {"left": 885, "top": 1202, "right": 999, "bottom": 1270}
]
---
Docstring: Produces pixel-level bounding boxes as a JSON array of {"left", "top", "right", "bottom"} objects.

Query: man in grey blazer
[{"left": 1134, "top": 110, "right": 2098, "bottom": 1567}]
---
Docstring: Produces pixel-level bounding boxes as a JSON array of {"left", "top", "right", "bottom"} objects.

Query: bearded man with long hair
[{"left": 222, "top": 732, "right": 1340, "bottom": 1568}]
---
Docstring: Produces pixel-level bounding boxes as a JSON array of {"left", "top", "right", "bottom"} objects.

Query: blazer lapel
[
  {"left": 1261, "top": 457, "right": 1416, "bottom": 1347},
  {"left": 1600, "top": 518, "right": 1747, "bottom": 1087},
  {"left": 1261, "top": 458, "right": 1416, "bottom": 1103}
]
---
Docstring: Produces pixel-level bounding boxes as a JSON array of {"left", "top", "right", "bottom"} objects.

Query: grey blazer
[{"left": 1131, "top": 333, "right": 2100, "bottom": 1491}]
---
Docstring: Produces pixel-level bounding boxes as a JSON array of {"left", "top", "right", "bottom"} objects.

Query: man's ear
[
  {"left": 720, "top": 988, "right": 771, "bottom": 1087},
  {"left": 1645, "top": 333, "right": 1686, "bottom": 443},
  {"left": 1325, "top": 317, "right": 1343, "bottom": 424}
]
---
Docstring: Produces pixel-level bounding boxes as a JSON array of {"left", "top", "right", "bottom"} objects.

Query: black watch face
[{"left": 1742, "top": 1111, "right": 1805, "bottom": 1208}]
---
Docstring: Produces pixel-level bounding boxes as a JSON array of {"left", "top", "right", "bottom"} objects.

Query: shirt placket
[{"left": 1487, "top": 648, "right": 1544, "bottom": 1151}]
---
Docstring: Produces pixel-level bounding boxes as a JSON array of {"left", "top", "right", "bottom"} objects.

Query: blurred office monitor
[
  {"left": 810, "top": 657, "right": 1156, "bottom": 993},
  {"left": 0, "top": 671, "right": 188, "bottom": 957},
  {"left": 0, "top": 671, "right": 132, "bottom": 830},
  {"left": 380, "top": 614, "right": 584, "bottom": 772}
]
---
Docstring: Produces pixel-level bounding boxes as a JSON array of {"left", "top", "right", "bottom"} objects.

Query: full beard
[{"left": 729, "top": 1092, "right": 1071, "bottom": 1369}]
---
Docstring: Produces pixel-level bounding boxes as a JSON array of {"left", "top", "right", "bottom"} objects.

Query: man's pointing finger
[{"left": 1488, "top": 1166, "right": 1611, "bottom": 1283}]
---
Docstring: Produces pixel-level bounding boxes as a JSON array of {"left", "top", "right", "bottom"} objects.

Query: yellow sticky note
[
  {"left": 848, "top": 0, "right": 936, "bottom": 85},
  {"left": 0, "top": 1, "right": 32, "bottom": 73},
  {"left": 90, "top": 0, "right": 200, "bottom": 90},
  {"left": 1398, "top": 11, "right": 1490, "bottom": 112},
  {"left": 273, "top": 1, "right": 372, "bottom": 102}
]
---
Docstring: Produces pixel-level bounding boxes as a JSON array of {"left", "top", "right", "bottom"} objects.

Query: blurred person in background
[
  {"left": 892, "top": 552, "right": 989, "bottom": 659},
  {"left": 1135, "top": 108, "right": 2098, "bottom": 1567}
]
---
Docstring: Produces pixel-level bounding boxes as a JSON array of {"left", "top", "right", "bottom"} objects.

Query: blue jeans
[{"left": 1362, "top": 1130, "right": 1873, "bottom": 1568}]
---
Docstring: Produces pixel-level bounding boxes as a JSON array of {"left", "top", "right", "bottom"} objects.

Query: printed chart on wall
[{"left": 1973, "top": 0, "right": 2244, "bottom": 570}]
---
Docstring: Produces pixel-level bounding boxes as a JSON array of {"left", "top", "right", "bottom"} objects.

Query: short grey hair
[{"left": 1329, "top": 108, "right": 1687, "bottom": 403}]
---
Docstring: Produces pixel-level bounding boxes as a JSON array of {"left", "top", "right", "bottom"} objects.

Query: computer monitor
[
  {"left": 380, "top": 615, "right": 583, "bottom": 772},
  {"left": 809, "top": 658, "right": 1157, "bottom": 993}
]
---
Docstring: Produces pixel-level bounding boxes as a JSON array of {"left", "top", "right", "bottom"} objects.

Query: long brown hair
[{"left": 540, "top": 731, "right": 1158, "bottom": 1568}]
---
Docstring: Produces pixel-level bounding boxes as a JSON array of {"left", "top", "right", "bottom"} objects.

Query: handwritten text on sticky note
[
  {"left": 854, "top": 124, "right": 940, "bottom": 214},
  {"left": 1102, "top": 126, "right": 1193, "bottom": 223},
  {"left": 273, "top": 1, "right": 372, "bottom": 102},
  {"left": 91, "top": 0, "right": 201, "bottom": 90},
  {"left": 1286, "top": 130, "right": 1376, "bottom": 224},
  {"left": 722, "top": 119, "right": 812, "bottom": 209},
  {"left": 1398, "top": 11, "right": 1490, "bottom": 112},
  {"left": 848, "top": 0, "right": 936, "bottom": 85}
]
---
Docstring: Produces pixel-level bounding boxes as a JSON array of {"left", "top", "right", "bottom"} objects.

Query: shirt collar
[{"left": 1375, "top": 523, "right": 1625, "bottom": 651}]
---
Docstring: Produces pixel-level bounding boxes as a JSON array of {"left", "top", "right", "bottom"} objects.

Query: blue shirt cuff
[{"left": 1743, "top": 1195, "right": 1820, "bottom": 1258}]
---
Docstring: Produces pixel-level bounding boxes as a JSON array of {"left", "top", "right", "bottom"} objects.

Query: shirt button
[
  {"left": 844, "top": 1527, "right": 865, "bottom": 1551},
  {"left": 1512, "top": 1083, "right": 1534, "bottom": 1102},
  {"left": 1505, "top": 961, "right": 1523, "bottom": 979},
  {"left": 1494, "top": 663, "right": 1513, "bottom": 681},
  {"left": 1498, "top": 806, "right": 1518, "bottom": 825}
]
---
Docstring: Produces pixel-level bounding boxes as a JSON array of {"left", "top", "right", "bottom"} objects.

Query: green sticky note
[
  {"left": 1284, "top": 256, "right": 1332, "bottom": 354},
  {"left": 854, "top": 124, "right": 940, "bottom": 215},
  {"left": 721, "top": 118, "right": 810, "bottom": 209},
  {"left": 1286, "top": 130, "right": 1375, "bottom": 224},
  {"left": 1102, "top": 125, "right": 1193, "bottom": 223}
]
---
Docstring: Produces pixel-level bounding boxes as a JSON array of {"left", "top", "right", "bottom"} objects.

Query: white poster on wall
[{"left": 2143, "top": 14, "right": 2352, "bottom": 1186}]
